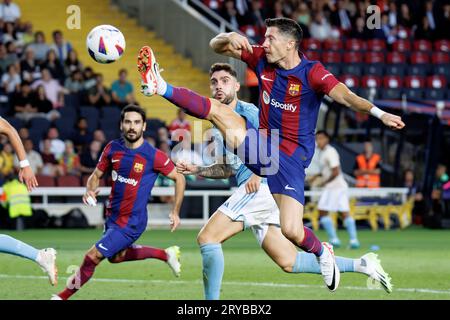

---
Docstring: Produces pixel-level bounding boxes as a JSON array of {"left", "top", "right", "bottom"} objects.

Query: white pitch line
[{"left": 1, "top": 274, "right": 450, "bottom": 296}]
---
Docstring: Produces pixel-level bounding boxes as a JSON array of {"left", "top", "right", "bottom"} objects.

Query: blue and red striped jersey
[
  {"left": 96, "top": 138, "right": 175, "bottom": 229},
  {"left": 241, "top": 46, "right": 340, "bottom": 165}
]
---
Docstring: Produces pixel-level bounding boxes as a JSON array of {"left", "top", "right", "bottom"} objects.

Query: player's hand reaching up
[
  {"left": 83, "top": 189, "right": 100, "bottom": 206},
  {"left": 176, "top": 160, "right": 199, "bottom": 175},
  {"left": 381, "top": 112, "right": 405, "bottom": 130},
  {"left": 19, "top": 166, "right": 38, "bottom": 192},
  {"left": 169, "top": 211, "right": 180, "bottom": 232}
]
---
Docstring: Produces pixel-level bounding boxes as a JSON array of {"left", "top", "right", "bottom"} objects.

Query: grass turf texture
[{"left": 0, "top": 227, "right": 449, "bottom": 300}]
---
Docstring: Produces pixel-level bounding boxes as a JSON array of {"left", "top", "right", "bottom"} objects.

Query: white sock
[{"left": 157, "top": 77, "right": 167, "bottom": 96}]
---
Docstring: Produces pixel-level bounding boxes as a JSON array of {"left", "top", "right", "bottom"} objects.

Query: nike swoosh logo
[
  {"left": 98, "top": 243, "right": 108, "bottom": 251},
  {"left": 112, "top": 159, "right": 120, "bottom": 163},
  {"left": 284, "top": 184, "right": 296, "bottom": 191},
  {"left": 261, "top": 75, "right": 273, "bottom": 82},
  {"left": 328, "top": 265, "right": 336, "bottom": 290},
  {"left": 321, "top": 73, "right": 332, "bottom": 81}
]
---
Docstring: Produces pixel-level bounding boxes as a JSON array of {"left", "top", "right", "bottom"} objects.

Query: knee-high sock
[
  {"left": 320, "top": 216, "right": 339, "bottom": 243},
  {"left": 292, "top": 252, "right": 355, "bottom": 273},
  {"left": 343, "top": 216, "right": 358, "bottom": 242},
  {"left": 298, "top": 226, "right": 323, "bottom": 257},
  {"left": 110, "top": 245, "right": 167, "bottom": 263},
  {"left": 58, "top": 255, "right": 98, "bottom": 300},
  {"left": 162, "top": 84, "right": 211, "bottom": 119},
  {"left": 200, "top": 243, "right": 224, "bottom": 300},
  {"left": 0, "top": 234, "right": 38, "bottom": 261}
]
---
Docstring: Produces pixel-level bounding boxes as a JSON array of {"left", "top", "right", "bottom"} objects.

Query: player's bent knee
[
  {"left": 281, "top": 226, "right": 304, "bottom": 244},
  {"left": 197, "top": 230, "right": 214, "bottom": 245}
]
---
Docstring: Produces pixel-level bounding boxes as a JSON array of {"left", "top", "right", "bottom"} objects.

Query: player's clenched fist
[
  {"left": 381, "top": 113, "right": 405, "bottom": 130},
  {"left": 176, "top": 160, "right": 199, "bottom": 175},
  {"left": 229, "top": 32, "right": 253, "bottom": 54},
  {"left": 83, "top": 189, "right": 100, "bottom": 206}
]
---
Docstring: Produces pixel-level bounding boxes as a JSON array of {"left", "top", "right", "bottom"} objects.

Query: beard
[
  {"left": 215, "top": 91, "right": 234, "bottom": 105},
  {"left": 123, "top": 130, "right": 143, "bottom": 143}
]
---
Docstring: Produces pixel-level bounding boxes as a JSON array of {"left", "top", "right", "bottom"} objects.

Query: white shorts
[
  {"left": 317, "top": 187, "right": 350, "bottom": 212},
  {"left": 218, "top": 183, "right": 280, "bottom": 246}
]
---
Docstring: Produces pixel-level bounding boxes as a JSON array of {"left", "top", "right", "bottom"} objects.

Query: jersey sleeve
[
  {"left": 240, "top": 45, "right": 265, "bottom": 71},
  {"left": 308, "top": 62, "right": 340, "bottom": 95},
  {"left": 96, "top": 142, "right": 112, "bottom": 172},
  {"left": 153, "top": 149, "right": 175, "bottom": 176},
  {"left": 327, "top": 148, "right": 341, "bottom": 169}
]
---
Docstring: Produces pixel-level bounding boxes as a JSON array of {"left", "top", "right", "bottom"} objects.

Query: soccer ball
[{"left": 86, "top": 25, "right": 125, "bottom": 64}]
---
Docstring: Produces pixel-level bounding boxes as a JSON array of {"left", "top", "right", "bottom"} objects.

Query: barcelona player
[
  {"left": 0, "top": 117, "right": 57, "bottom": 286},
  {"left": 137, "top": 18, "right": 404, "bottom": 291},
  {"left": 52, "top": 105, "right": 185, "bottom": 300}
]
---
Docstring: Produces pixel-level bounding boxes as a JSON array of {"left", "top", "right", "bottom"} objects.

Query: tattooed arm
[{"left": 176, "top": 158, "right": 235, "bottom": 179}]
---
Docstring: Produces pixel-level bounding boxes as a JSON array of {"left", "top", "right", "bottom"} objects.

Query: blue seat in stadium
[
  {"left": 100, "top": 106, "right": 121, "bottom": 122},
  {"left": 99, "top": 118, "right": 120, "bottom": 131},
  {"left": 146, "top": 118, "right": 166, "bottom": 131},
  {"left": 79, "top": 106, "right": 99, "bottom": 131},
  {"left": 434, "top": 64, "right": 450, "bottom": 82},
  {"left": 59, "top": 106, "right": 78, "bottom": 121},
  {"left": 29, "top": 117, "right": 51, "bottom": 133},
  {"left": 28, "top": 126, "right": 47, "bottom": 142},
  {"left": 104, "top": 129, "right": 121, "bottom": 141},
  {"left": 64, "top": 93, "right": 80, "bottom": 109},
  {"left": 4, "top": 117, "right": 24, "bottom": 130},
  {"left": 425, "top": 89, "right": 445, "bottom": 100},
  {"left": 385, "top": 64, "right": 406, "bottom": 76},
  {"left": 381, "top": 88, "right": 403, "bottom": 100},
  {"left": 54, "top": 117, "right": 75, "bottom": 140},
  {"left": 358, "top": 88, "right": 380, "bottom": 100},
  {"left": 341, "top": 64, "right": 363, "bottom": 76},
  {"left": 364, "top": 64, "right": 384, "bottom": 76},
  {"left": 404, "top": 88, "right": 424, "bottom": 100},
  {"left": 324, "top": 63, "right": 341, "bottom": 76},
  {"left": 407, "top": 65, "right": 430, "bottom": 76}
]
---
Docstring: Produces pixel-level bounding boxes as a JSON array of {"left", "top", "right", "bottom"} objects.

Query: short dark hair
[
  {"left": 209, "top": 62, "right": 237, "bottom": 78},
  {"left": 265, "top": 17, "right": 303, "bottom": 49},
  {"left": 121, "top": 104, "right": 146, "bottom": 123},
  {"left": 316, "top": 130, "right": 330, "bottom": 139}
]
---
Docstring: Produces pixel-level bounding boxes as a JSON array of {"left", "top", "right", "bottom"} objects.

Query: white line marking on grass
[{"left": 1, "top": 274, "right": 449, "bottom": 295}]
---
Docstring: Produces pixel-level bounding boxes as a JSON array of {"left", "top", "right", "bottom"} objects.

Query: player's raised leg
[
  {"left": 273, "top": 193, "right": 340, "bottom": 291},
  {"left": 261, "top": 225, "right": 392, "bottom": 293},
  {"left": 197, "top": 212, "right": 244, "bottom": 300},
  {"left": 0, "top": 234, "right": 57, "bottom": 285},
  {"left": 137, "top": 46, "right": 247, "bottom": 150}
]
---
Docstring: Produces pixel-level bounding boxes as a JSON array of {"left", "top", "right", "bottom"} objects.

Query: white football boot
[
  {"left": 360, "top": 252, "right": 393, "bottom": 293},
  {"left": 317, "top": 242, "right": 340, "bottom": 291},
  {"left": 137, "top": 45, "right": 164, "bottom": 97},
  {"left": 36, "top": 248, "right": 58, "bottom": 286},
  {"left": 165, "top": 246, "right": 181, "bottom": 277}
]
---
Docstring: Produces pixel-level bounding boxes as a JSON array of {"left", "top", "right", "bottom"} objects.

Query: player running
[
  {"left": 175, "top": 63, "right": 392, "bottom": 299},
  {"left": 51, "top": 105, "right": 185, "bottom": 300},
  {"left": 0, "top": 117, "right": 57, "bottom": 286},
  {"left": 137, "top": 18, "right": 404, "bottom": 291}
]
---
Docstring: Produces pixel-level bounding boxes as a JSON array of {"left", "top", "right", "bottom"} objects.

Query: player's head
[
  {"left": 315, "top": 130, "right": 330, "bottom": 149},
  {"left": 209, "top": 62, "right": 240, "bottom": 105},
  {"left": 263, "top": 18, "right": 303, "bottom": 64},
  {"left": 120, "top": 104, "right": 147, "bottom": 144}
]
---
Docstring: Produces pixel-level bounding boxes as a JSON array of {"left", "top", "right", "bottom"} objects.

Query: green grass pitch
[{"left": 0, "top": 227, "right": 449, "bottom": 300}]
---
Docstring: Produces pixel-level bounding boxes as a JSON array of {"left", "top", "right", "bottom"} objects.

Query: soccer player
[
  {"left": 311, "top": 130, "right": 359, "bottom": 249},
  {"left": 0, "top": 117, "right": 57, "bottom": 286},
  {"left": 175, "top": 63, "right": 391, "bottom": 299},
  {"left": 51, "top": 105, "right": 185, "bottom": 300},
  {"left": 137, "top": 18, "right": 404, "bottom": 291}
]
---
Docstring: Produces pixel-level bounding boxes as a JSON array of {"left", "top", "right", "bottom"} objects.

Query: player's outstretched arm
[
  {"left": 328, "top": 83, "right": 405, "bottom": 130},
  {"left": 0, "top": 118, "right": 38, "bottom": 191},
  {"left": 210, "top": 32, "right": 253, "bottom": 59},
  {"left": 83, "top": 168, "right": 103, "bottom": 206},
  {"left": 176, "top": 159, "right": 234, "bottom": 179},
  {"left": 165, "top": 168, "right": 186, "bottom": 232}
]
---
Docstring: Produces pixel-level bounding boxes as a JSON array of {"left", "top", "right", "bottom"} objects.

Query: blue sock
[
  {"left": 200, "top": 243, "right": 224, "bottom": 300},
  {"left": 292, "top": 252, "right": 355, "bottom": 273},
  {"left": 0, "top": 234, "right": 38, "bottom": 261},
  {"left": 344, "top": 216, "right": 358, "bottom": 242},
  {"left": 162, "top": 83, "right": 173, "bottom": 99},
  {"left": 320, "top": 216, "right": 339, "bottom": 243}
]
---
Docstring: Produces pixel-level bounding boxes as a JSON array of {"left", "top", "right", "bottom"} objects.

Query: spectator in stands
[
  {"left": 349, "top": 16, "right": 371, "bottom": 39},
  {"left": 58, "top": 140, "right": 80, "bottom": 176},
  {"left": 82, "top": 66, "right": 96, "bottom": 90},
  {"left": 398, "top": 3, "right": 414, "bottom": 28},
  {"left": 2, "top": 22, "right": 17, "bottom": 45},
  {"left": 13, "top": 139, "right": 43, "bottom": 174},
  {"left": 31, "top": 84, "right": 60, "bottom": 121},
  {"left": 329, "top": 0, "right": 352, "bottom": 33},
  {"left": 0, "top": 143, "right": 14, "bottom": 177},
  {"left": 19, "top": 22, "right": 34, "bottom": 46},
  {"left": 374, "top": 13, "right": 396, "bottom": 44},
  {"left": 1, "top": 63, "right": 21, "bottom": 93},
  {"left": 294, "top": 2, "right": 311, "bottom": 26},
  {"left": 92, "top": 129, "right": 106, "bottom": 150},
  {"left": 88, "top": 73, "right": 112, "bottom": 108},
  {"left": 430, "top": 164, "right": 449, "bottom": 221},
  {"left": 353, "top": 140, "right": 381, "bottom": 188},
  {"left": 64, "top": 50, "right": 82, "bottom": 77},
  {"left": 20, "top": 47, "right": 41, "bottom": 83},
  {"left": 424, "top": 0, "right": 437, "bottom": 32},
  {"left": 415, "top": 16, "right": 435, "bottom": 40},
  {"left": 387, "top": 1, "right": 398, "bottom": 27},
  {"left": 220, "top": 0, "right": 245, "bottom": 29},
  {"left": 50, "top": 30, "right": 72, "bottom": 63},
  {"left": 40, "top": 138, "right": 62, "bottom": 177},
  {"left": 80, "top": 140, "right": 102, "bottom": 175},
  {"left": 18, "top": 127, "right": 29, "bottom": 141},
  {"left": 0, "top": 43, "right": 16, "bottom": 72},
  {"left": 26, "top": 31, "right": 50, "bottom": 63},
  {"left": 12, "top": 81, "right": 38, "bottom": 121},
  {"left": 169, "top": 109, "right": 191, "bottom": 135},
  {"left": 71, "top": 117, "right": 93, "bottom": 153},
  {"left": 40, "top": 127, "right": 65, "bottom": 160},
  {"left": 41, "top": 49, "right": 65, "bottom": 84},
  {"left": 310, "top": 11, "right": 333, "bottom": 40},
  {"left": 436, "top": 3, "right": 450, "bottom": 39},
  {"left": 31, "top": 68, "right": 66, "bottom": 108},
  {"left": 157, "top": 126, "right": 172, "bottom": 147},
  {"left": 64, "top": 69, "right": 83, "bottom": 93},
  {"left": 5, "top": 41, "right": 19, "bottom": 64},
  {"left": 111, "top": 69, "right": 135, "bottom": 108},
  {"left": 0, "top": 0, "right": 21, "bottom": 23},
  {"left": 403, "top": 168, "right": 426, "bottom": 225}
]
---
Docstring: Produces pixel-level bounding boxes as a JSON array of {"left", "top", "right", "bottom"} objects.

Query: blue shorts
[
  {"left": 95, "top": 222, "right": 145, "bottom": 259},
  {"left": 234, "top": 119, "right": 306, "bottom": 205}
]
